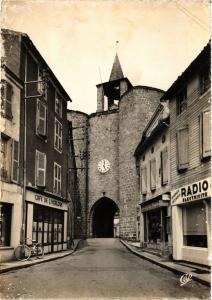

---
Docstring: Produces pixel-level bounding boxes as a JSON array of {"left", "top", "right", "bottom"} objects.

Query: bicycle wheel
[
  {"left": 14, "top": 245, "right": 31, "bottom": 261},
  {"left": 35, "top": 244, "right": 44, "bottom": 259}
]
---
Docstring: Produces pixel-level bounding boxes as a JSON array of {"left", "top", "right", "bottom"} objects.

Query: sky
[{"left": 1, "top": 0, "right": 211, "bottom": 114}]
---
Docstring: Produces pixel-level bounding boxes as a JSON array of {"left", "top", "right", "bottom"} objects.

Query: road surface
[{"left": 0, "top": 238, "right": 210, "bottom": 299}]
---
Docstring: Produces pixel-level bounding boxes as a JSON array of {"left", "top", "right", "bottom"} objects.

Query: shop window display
[
  {"left": 183, "top": 201, "right": 207, "bottom": 248},
  {"left": 0, "top": 203, "right": 12, "bottom": 246},
  {"left": 32, "top": 204, "right": 64, "bottom": 252}
]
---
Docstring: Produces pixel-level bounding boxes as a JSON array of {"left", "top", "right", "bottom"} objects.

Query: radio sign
[{"left": 171, "top": 177, "right": 211, "bottom": 205}]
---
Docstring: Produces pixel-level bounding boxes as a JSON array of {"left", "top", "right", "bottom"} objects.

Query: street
[{"left": 0, "top": 238, "right": 210, "bottom": 299}]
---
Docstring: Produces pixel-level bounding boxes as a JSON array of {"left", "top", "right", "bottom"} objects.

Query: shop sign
[
  {"left": 171, "top": 177, "right": 211, "bottom": 205},
  {"left": 26, "top": 190, "right": 68, "bottom": 211}
]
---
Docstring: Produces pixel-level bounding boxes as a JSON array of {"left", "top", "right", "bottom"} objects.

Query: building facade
[
  {"left": 1, "top": 29, "right": 77, "bottom": 260},
  {"left": 162, "top": 42, "right": 211, "bottom": 266},
  {"left": 0, "top": 62, "right": 23, "bottom": 261},
  {"left": 134, "top": 102, "right": 172, "bottom": 257}
]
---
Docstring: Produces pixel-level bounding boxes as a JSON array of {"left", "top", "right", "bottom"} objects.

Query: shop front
[
  {"left": 140, "top": 194, "right": 171, "bottom": 257},
  {"left": 0, "top": 183, "right": 23, "bottom": 262},
  {"left": 171, "top": 177, "right": 211, "bottom": 266},
  {"left": 26, "top": 190, "right": 69, "bottom": 254}
]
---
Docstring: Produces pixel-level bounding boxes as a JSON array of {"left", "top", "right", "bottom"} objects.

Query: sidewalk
[
  {"left": 120, "top": 239, "right": 211, "bottom": 287},
  {"left": 0, "top": 239, "right": 82, "bottom": 274}
]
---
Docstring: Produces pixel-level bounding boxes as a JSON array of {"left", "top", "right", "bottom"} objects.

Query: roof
[
  {"left": 2, "top": 28, "right": 72, "bottom": 102},
  {"left": 161, "top": 41, "right": 211, "bottom": 100},
  {"left": 109, "top": 53, "right": 124, "bottom": 81}
]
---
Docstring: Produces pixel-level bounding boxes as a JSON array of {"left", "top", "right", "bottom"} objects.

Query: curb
[
  {"left": 120, "top": 239, "right": 210, "bottom": 287},
  {"left": 0, "top": 239, "right": 82, "bottom": 274}
]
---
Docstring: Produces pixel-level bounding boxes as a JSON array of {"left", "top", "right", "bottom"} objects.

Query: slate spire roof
[{"left": 109, "top": 53, "right": 124, "bottom": 81}]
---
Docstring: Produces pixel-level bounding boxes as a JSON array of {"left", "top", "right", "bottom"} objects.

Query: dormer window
[
  {"left": 177, "top": 87, "right": 187, "bottom": 115},
  {"left": 200, "top": 64, "right": 210, "bottom": 95}
]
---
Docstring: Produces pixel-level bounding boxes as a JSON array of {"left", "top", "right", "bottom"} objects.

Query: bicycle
[
  {"left": 68, "top": 238, "right": 75, "bottom": 250},
  {"left": 14, "top": 238, "right": 44, "bottom": 261}
]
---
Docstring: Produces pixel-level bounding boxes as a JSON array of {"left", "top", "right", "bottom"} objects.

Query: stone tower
[{"left": 68, "top": 54, "right": 164, "bottom": 240}]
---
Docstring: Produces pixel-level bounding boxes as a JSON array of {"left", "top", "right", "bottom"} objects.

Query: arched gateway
[{"left": 90, "top": 197, "right": 119, "bottom": 238}]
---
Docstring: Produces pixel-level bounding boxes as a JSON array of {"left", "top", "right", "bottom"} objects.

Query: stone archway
[{"left": 90, "top": 197, "right": 119, "bottom": 238}]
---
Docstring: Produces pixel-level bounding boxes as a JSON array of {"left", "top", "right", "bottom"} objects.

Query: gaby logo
[{"left": 180, "top": 273, "right": 193, "bottom": 286}]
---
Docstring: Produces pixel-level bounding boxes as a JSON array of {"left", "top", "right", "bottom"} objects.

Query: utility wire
[
  {"left": 176, "top": 3, "right": 209, "bottom": 32},
  {"left": 178, "top": 3, "right": 209, "bottom": 27}
]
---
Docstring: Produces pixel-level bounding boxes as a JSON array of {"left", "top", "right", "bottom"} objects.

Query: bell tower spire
[
  {"left": 109, "top": 53, "right": 124, "bottom": 81},
  {"left": 96, "top": 47, "right": 132, "bottom": 112}
]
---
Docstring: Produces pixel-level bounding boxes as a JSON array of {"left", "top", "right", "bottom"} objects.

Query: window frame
[
  {"left": 199, "top": 64, "right": 210, "bottom": 96},
  {"left": 36, "top": 98, "right": 47, "bottom": 138},
  {"left": 140, "top": 165, "right": 147, "bottom": 195},
  {"left": 199, "top": 108, "right": 211, "bottom": 159},
  {"left": 35, "top": 150, "right": 46, "bottom": 187},
  {"left": 0, "top": 136, "right": 12, "bottom": 181},
  {"left": 176, "top": 126, "right": 189, "bottom": 171},
  {"left": 54, "top": 118, "right": 62, "bottom": 153},
  {"left": 55, "top": 91, "right": 62, "bottom": 118},
  {"left": 176, "top": 87, "right": 187, "bottom": 115},
  {"left": 53, "top": 162, "right": 61, "bottom": 195},
  {"left": 1, "top": 79, "right": 13, "bottom": 120},
  {"left": 150, "top": 158, "right": 156, "bottom": 191},
  {"left": 161, "top": 147, "right": 168, "bottom": 186},
  {"left": 11, "top": 140, "right": 19, "bottom": 183}
]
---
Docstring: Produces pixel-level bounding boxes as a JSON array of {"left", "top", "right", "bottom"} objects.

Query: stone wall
[
  {"left": 67, "top": 110, "right": 89, "bottom": 238},
  {"left": 118, "top": 86, "right": 164, "bottom": 239}
]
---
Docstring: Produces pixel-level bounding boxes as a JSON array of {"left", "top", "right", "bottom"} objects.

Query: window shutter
[
  {"left": 36, "top": 151, "right": 46, "bottom": 187},
  {"left": 201, "top": 109, "right": 211, "bottom": 158},
  {"left": 150, "top": 158, "right": 156, "bottom": 190},
  {"left": 5, "top": 82, "right": 13, "bottom": 119},
  {"left": 177, "top": 127, "right": 189, "bottom": 170},
  {"left": 141, "top": 166, "right": 147, "bottom": 194},
  {"left": 161, "top": 147, "right": 168, "bottom": 185},
  {"left": 37, "top": 100, "right": 47, "bottom": 136},
  {"left": 11, "top": 140, "right": 19, "bottom": 183}
]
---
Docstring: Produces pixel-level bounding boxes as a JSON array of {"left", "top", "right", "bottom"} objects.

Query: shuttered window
[
  {"left": 11, "top": 140, "right": 19, "bottom": 183},
  {"left": 55, "top": 92, "right": 62, "bottom": 117},
  {"left": 54, "top": 118, "right": 62, "bottom": 152},
  {"left": 161, "top": 147, "right": 168, "bottom": 185},
  {"left": 200, "top": 108, "right": 211, "bottom": 159},
  {"left": 177, "top": 127, "right": 189, "bottom": 170},
  {"left": 1, "top": 80, "right": 13, "bottom": 120},
  {"left": 150, "top": 158, "right": 156, "bottom": 190},
  {"left": 140, "top": 165, "right": 147, "bottom": 195},
  {"left": 36, "top": 150, "right": 46, "bottom": 187},
  {"left": 36, "top": 99, "right": 47, "bottom": 137},
  {"left": 54, "top": 162, "right": 61, "bottom": 195},
  {"left": 37, "top": 68, "right": 47, "bottom": 100}
]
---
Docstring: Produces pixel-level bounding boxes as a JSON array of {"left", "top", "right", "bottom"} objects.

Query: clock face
[{"left": 98, "top": 159, "right": 111, "bottom": 173}]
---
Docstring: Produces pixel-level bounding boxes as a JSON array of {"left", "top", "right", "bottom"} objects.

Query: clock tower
[{"left": 96, "top": 54, "right": 132, "bottom": 112}]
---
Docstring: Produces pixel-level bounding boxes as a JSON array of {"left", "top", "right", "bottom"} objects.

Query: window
[
  {"left": 37, "top": 68, "right": 47, "bottom": 100},
  {"left": 55, "top": 92, "right": 62, "bottom": 117},
  {"left": 11, "top": 140, "right": 19, "bottom": 183},
  {"left": 161, "top": 147, "right": 168, "bottom": 185},
  {"left": 200, "top": 108, "right": 211, "bottom": 159},
  {"left": 36, "top": 99, "right": 47, "bottom": 137},
  {"left": 140, "top": 165, "right": 147, "bottom": 195},
  {"left": 1, "top": 80, "right": 13, "bottom": 120},
  {"left": 54, "top": 118, "right": 62, "bottom": 152},
  {"left": 200, "top": 64, "right": 210, "bottom": 95},
  {"left": 0, "top": 136, "right": 12, "bottom": 181},
  {"left": 54, "top": 163, "right": 61, "bottom": 195},
  {"left": 0, "top": 203, "right": 12, "bottom": 246},
  {"left": 177, "top": 88, "right": 187, "bottom": 115},
  {"left": 35, "top": 150, "right": 46, "bottom": 187},
  {"left": 150, "top": 158, "right": 156, "bottom": 190},
  {"left": 183, "top": 201, "right": 207, "bottom": 248},
  {"left": 177, "top": 127, "right": 189, "bottom": 170}
]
